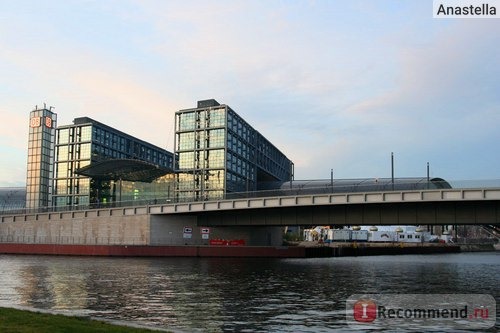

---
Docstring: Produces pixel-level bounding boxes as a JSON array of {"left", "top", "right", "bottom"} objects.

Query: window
[
  {"left": 179, "top": 112, "right": 195, "bottom": 131},
  {"left": 206, "top": 149, "right": 224, "bottom": 168},
  {"left": 79, "top": 143, "right": 91, "bottom": 160},
  {"left": 79, "top": 178, "right": 90, "bottom": 194},
  {"left": 56, "top": 163, "right": 68, "bottom": 178},
  {"left": 80, "top": 126, "right": 92, "bottom": 142},
  {"left": 205, "top": 170, "right": 225, "bottom": 190},
  {"left": 196, "top": 131, "right": 206, "bottom": 149},
  {"left": 56, "top": 180, "right": 67, "bottom": 194},
  {"left": 59, "top": 129, "right": 69, "bottom": 144},
  {"left": 179, "top": 152, "right": 194, "bottom": 169},
  {"left": 178, "top": 132, "right": 195, "bottom": 150},
  {"left": 207, "top": 108, "right": 226, "bottom": 128},
  {"left": 208, "top": 129, "right": 225, "bottom": 148}
]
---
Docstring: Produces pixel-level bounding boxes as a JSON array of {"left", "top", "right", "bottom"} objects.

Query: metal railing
[{"left": 2, "top": 178, "right": 500, "bottom": 216}]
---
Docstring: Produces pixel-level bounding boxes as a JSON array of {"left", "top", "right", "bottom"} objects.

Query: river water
[{"left": 0, "top": 252, "right": 498, "bottom": 332}]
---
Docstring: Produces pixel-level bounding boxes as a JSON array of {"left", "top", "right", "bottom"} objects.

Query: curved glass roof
[
  {"left": 258, "top": 177, "right": 452, "bottom": 193},
  {"left": 75, "top": 159, "right": 174, "bottom": 183}
]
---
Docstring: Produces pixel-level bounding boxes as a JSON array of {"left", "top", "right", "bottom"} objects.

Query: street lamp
[{"left": 391, "top": 152, "right": 395, "bottom": 191}]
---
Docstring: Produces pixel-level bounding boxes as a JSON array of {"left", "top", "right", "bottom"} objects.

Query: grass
[{"left": 0, "top": 307, "right": 164, "bottom": 333}]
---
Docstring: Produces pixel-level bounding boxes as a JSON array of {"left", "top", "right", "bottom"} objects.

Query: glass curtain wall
[
  {"left": 175, "top": 100, "right": 294, "bottom": 202},
  {"left": 225, "top": 109, "right": 256, "bottom": 193},
  {"left": 110, "top": 174, "right": 176, "bottom": 204},
  {"left": 54, "top": 118, "right": 175, "bottom": 208},
  {"left": 54, "top": 124, "right": 92, "bottom": 207},
  {"left": 176, "top": 106, "right": 226, "bottom": 201}
]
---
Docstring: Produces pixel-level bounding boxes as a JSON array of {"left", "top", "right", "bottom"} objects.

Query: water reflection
[{"left": 0, "top": 253, "right": 498, "bottom": 332}]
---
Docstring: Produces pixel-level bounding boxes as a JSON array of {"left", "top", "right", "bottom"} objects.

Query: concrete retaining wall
[
  {"left": 0, "top": 214, "right": 150, "bottom": 245},
  {"left": 150, "top": 215, "right": 283, "bottom": 246},
  {"left": 0, "top": 211, "right": 284, "bottom": 247}
]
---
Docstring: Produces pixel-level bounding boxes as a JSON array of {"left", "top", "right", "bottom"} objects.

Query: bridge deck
[
  {"left": 2, "top": 188, "right": 499, "bottom": 226},
  {"left": 153, "top": 188, "right": 500, "bottom": 215}
]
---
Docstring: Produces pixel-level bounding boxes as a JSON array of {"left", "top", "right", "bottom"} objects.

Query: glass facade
[
  {"left": 26, "top": 107, "right": 57, "bottom": 209},
  {"left": 113, "top": 174, "right": 176, "bottom": 204},
  {"left": 53, "top": 117, "right": 174, "bottom": 207},
  {"left": 24, "top": 100, "right": 293, "bottom": 209},
  {"left": 175, "top": 99, "right": 293, "bottom": 201}
]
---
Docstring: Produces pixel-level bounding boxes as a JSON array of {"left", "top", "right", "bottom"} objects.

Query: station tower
[{"left": 26, "top": 104, "right": 57, "bottom": 209}]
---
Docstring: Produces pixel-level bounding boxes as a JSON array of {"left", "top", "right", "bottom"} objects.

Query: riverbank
[
  {"left": 0, "top": 307, "right": 167, "bottom": 332},
  {"left": 295, "top": 241, "right": 461, "bottom": 257},
  {"left": 459, "top": 243, "right": 496, "bottom": 252}
]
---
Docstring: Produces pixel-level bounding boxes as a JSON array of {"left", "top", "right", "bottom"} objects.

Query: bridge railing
[{"left": 2, "top": 178, "right": 500, "bottom": 216}]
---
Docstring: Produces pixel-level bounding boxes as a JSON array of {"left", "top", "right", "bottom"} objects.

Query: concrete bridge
[
  {"left": 1, "top": 187, "right": 499, "bottom": 247},
  {"left": 149, "top": 187, "right": 500, "bottom": 227}
]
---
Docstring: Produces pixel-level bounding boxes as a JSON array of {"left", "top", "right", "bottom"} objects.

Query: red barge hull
[
  {"left": 0, "top": 243, "right": 307, "bottom": 258},
  {"left": 0, "top": 243, "right": 461, "bottom": 258}
]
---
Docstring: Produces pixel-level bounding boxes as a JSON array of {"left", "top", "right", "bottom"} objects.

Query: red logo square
[{"left": 353, "top": 299, "right": 377, "bottom": 322}]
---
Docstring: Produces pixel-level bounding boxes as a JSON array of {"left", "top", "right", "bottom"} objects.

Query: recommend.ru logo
[{"left": 346, "top": 294, "right": 496, "bottom": 330}]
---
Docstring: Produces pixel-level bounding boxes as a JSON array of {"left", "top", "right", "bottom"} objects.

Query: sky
[{"left": 0, "top": 0, "right": 499, "bottom": 187}]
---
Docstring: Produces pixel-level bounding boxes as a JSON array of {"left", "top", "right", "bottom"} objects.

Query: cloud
[
  {"left": 0, "top": 105, "right": 29, "bottom": 186},
  {"left": 0, "top": 1, "right": 498, "bottom": 186},
  {"left": 285, "top": 19, "right": 500, "bottom": 180},
  {"left": 0, "top": 39, "right": 184, "bottom": 149}
]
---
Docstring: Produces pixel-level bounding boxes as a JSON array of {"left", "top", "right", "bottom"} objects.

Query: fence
[{"left": 2, "top": 178, "right": 500, "bottom": 216}]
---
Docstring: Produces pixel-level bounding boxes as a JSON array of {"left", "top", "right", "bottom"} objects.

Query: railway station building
[
  {"left": 175, "top": 99, "right": 294, "bottom": 201},
  {"left": 52, "top": 117, "right": 175, "bottom": 208},
  {"left": 24, "top": 100, "right": 294, "bottom": 209}
]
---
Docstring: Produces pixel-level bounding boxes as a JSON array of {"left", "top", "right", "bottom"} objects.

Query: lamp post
[
  {"left": 427, "top": 162, "right": 430, "bottom": 189},
  {"left": 330, "top": 169, "right": 334, "bottom": 193},
  {"left": 391, "top": 152, "right": 394, "bottom": 191}
]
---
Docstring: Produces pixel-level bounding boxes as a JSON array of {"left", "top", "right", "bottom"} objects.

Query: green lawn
[{"left": 0, "top": 307, "right": 165, "bottom": 333}]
